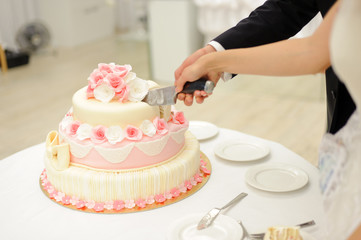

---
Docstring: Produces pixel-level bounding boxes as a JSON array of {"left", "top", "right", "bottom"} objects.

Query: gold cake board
[{"left": 40, "top": 152, "right": 212, "bottom": 214}]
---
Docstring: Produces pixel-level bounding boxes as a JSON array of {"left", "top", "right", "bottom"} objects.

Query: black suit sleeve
[{"left": 213, "top": 0, "right": 319, "bottom": 49}]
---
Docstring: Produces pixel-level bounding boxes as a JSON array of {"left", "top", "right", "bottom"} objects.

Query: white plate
[
  {"left": 214, "top": 139, "right": 270, "bottom": 161},
  {"left": 301, "top": 231, "right": 317, "bottom": 240},
  {"left": 189, "top": 121, "right": 219, "bottom": 140},
  {"left": 245, "top": 163, "right": 309, "bottom": 192},
  {"left": 167, "top": 213, "right": 243, "bottom": 240}
]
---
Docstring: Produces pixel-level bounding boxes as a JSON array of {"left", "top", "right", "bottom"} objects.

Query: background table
[{"left": 0, "top": 128, "right": 326, "bottom": 240}]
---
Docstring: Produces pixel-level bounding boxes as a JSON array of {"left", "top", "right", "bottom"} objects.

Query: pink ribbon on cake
[{"left": 46, "top": 131, "right": 70, "bottom": 171}]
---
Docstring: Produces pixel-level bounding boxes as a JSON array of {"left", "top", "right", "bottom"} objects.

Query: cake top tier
[
  {"left": 72, "top": 63, "right": 172, "bottom": 128},
  {"left": 86, "top": 63, "right": 150, "bottom": 103}
]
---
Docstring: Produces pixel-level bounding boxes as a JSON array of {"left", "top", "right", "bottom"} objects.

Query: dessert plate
[
  {"left": 245, "top": 163, "right": 309, "bottom": 192},
  {"left": 167, "top": 213, "right": 243, "bottom": 240},
  {"left": 301, "top": 231, "right": 317, "bottom": 240},
  {"left": 214, "top": 139, "right": 270, "bottom": 161},
  {"left": 189, "top": 121, "right": 219, "bottom": 141}
]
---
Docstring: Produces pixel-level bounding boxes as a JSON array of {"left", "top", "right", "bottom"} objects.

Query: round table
[{"left": 0, "top": 128, "right": 326, "bottom": 240}]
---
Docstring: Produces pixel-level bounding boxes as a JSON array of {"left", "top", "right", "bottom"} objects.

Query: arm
[
  {"left": 175, "top": 1, "right": 339, "bottom": 94},
  {"left": 175, "top": 0, "right": 320, "bottom": 105},
  {"left": 214, "top": 0, "right": 320, "bottom": 50}
]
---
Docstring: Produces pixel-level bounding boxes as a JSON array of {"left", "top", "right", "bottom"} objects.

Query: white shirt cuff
[{"left": 207, "top": 41, "right": 232, "bottom": 82}]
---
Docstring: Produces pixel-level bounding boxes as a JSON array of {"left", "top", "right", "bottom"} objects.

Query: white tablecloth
[{"left": 0, "top": 128, "right": 326, "bottom": 240}]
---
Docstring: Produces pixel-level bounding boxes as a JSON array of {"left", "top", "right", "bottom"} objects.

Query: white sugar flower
[
  {"left": 140, "top": 120, "right": 156, "bottom": 137},
  {"left": 76, "top": 123, "right": 92, "bottom": 140},
  {"left": 94, "top": 83, "right": 115, "bottom": 103},
  {"left": 60, "top": 115, "right": 74, "bottom": 130},
  {"left": 124, "top": 72, "right": 136, "bottom": 83},
  {"left": 105, "top": 126, "right": 124, "bottom": 144},
  {"left": 127, "top": 78, "right": 149, "bottom": 102}
]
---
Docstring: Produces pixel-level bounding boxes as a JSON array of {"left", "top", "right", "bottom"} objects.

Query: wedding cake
[{"left": 40, "top": 63, "right": 210, "bottom": 212}]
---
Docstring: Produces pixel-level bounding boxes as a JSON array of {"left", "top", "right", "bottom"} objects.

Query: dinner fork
[
  {"left": 248, "top": 220, "right": 316, "bottom": 239},
  {"left": 238, "top": 221, "right": 250, "bottom": 240}
]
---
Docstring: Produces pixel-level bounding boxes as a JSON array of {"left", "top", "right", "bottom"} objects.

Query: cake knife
[{"left": 142, "top": 78, "right": 214, "bottom": 106}]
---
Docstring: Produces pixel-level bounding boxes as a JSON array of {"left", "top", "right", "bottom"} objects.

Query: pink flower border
[{"left": 40, "top": 155, "right": 210, "bottom": 213}]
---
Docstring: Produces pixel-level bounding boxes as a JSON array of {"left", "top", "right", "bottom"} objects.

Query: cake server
[
  {"left": 197, "top": 192, "right": 248, "bottom": 230},
  {"left": 142, "top": 78, "right": 214, "bottom": 106}
]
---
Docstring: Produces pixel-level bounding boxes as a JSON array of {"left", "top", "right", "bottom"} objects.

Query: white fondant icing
[
  {"left": 135, "top": 135, "right": 170, "bottom": 156},
  {"left": 68, "top": 138, "right": 93, "bottom": 158},
  {"left": 171, "top": 128, "right": 187, "bottom": 144},
  {"left": 94, "top": 142, "right": 135, "bottom": 163}
]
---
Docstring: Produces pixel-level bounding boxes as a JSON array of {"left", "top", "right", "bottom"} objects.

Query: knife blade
[{"left": 142, "top": 78, "right": 214, "bottom": 106}]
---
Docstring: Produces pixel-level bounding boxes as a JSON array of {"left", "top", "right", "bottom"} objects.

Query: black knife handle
[{"left": 181, "top": 78, "right": 215, "bottom": 94}]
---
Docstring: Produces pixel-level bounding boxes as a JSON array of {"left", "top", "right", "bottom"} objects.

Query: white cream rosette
[
  {"left": 127, "top": 78, "right": 149, "bottom": 102},
  {"left": 105, "top": 126, "right": 125, "bottom": 144},
  {"left": 94, "top": 83, "right": 115, "bottom": 103},
  {"left": 140, "top": 120, "right": 157, "bottom": 137}
]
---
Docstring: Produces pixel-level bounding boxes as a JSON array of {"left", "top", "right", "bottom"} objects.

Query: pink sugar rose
[
  {"left": 86, "top": 200, "right": 96, "bottom": 209},
  {"left": 66, "top": 121, "right": 81, "bottom": 136},
  {"left": 94, "top": 203, "right": 105, "bottom": 212},
  {"left": 153, "top": 117, "right": 168, "bottom": 135},
  {"left": 115, "top": 85, "right": 129, "bottom": 102},
  {"left": 62, "top": 196, "right": 71, "bottom": 205},
  {"left": 106, "top": 73, "right": 125, "bottom": 91},
  {"left": 194, "top": 173, "right": 203, "bottom": 183},
  {"left": 76, "top": 200, "right": 85, "bottom": 209},
  {"left": 145, "top": 196, "right": 155, "bottom": 205},
  {"left": 172, "top": 111, "right": 186, "bottom": 124},
  {"left": 113, "top": 200, "right": 125, "bottom": 211},
  {"left": 88, "top": 69, "right": 105, "bottom": 89},
  {"left": 104, "top": 201, "right": 114, "bottom": 210},
  {"left": 170, "top": 188, "right": 181, "bottom": 197},
  {"left": 165, "top": 192, "right": 173, "bottom": 200},
  {"left": 113, "top": 64, "right": 132, "bottom": 77},
  {"left": 201, "top": 166, "right": 211, "bottom": 175},
  {"left": 49, "top": 190, "right": 58, "bottom": 199},
  {"left": 155, "top": 194, "right": 166, "bottom": 203},
  {"left": 125, "top": 200, "right": 135, "bottom": 209},
  {"left": 190, "top": 178, "right": 197, "bottom": 186},
  {"left": 55, "top": 192, "right": 65, "bottom": 202},
  {"left": 70, "top": 196, "right": 79, "bottom": 206},
  {"left": 135, "top": 199, "right": 147, "bottom": 208},
  {"left": 47, "top": 185, "right": 55, "bottom": 194},
  {"left": 86, "top": 85, "right": 94, "bottom": 98},
  {"left": 98, "top": 63, "right": 114, "bottom": 74},
  {"left": 178, "top": 185, "right": 187, "bottom": 193},
  {"left": 91, "top": 125, "right": 107, "bottom": 144},
  {"left": 125, "top": 125, "right": 142, "bottom": 141},
  {"left": 184, "top": 180, "right": 193, "bottom": 190}
]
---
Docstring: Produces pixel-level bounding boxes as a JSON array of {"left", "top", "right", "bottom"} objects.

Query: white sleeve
[{"left": 208, "top": 41, "right": 232, "bottom": 82}]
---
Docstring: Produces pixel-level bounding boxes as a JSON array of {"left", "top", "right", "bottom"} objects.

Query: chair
[{"left": 0, "top": 44, "right": 8, "bottom": 74}]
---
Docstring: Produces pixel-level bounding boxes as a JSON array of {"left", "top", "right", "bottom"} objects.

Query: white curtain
[
  {"left": 0, "top": 0, "right": 39, "bottom": 50},
  {"left": 194, "top": 0, "right": 322, "bottom": 44}
]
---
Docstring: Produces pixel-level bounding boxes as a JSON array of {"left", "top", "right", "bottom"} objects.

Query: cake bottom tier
[{"left": 43, "top": 131, "right": 201, "bottom": 205}]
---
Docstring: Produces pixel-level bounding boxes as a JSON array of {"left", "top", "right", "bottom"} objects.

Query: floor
[{"left": 0, "top": 35, "right": 326, "bottom": 166}]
